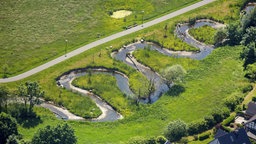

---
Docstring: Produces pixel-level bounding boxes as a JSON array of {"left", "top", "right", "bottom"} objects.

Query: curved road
[{"left": 0, "top": 0, "right": 215, "bottom": 83}]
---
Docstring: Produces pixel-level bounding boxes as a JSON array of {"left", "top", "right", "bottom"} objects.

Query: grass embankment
[
  {"left": 0, "top": 0, "right": 249, "bottom": 143},
  {"left": 189, "top": 25, "right": 217, "bottom": 45},
  {"left": 0, "top": 0, "right": 200, "bottom": 77},
  {"left": 72, "top": 74, "right": 133, "bottom": 115}
]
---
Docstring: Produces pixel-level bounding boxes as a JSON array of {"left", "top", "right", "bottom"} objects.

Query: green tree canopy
[
  {"left": 164, "top": 120, "right": 187, "bottom": 142},
  {"left": 241, "top": 42, "right": 256, "bottom": 68},
  {"left": 32, "top": 123, "right": 77, "bottom": 144},
  {"left": 18, "top": 81, "right": 44, "bottom": 114},
  {"left": 0, "top": 112, "right": 18, "bottom": 144},
  {"left": 0, "top": 86, "right": 9, "bottom": 112},
  {"left": 214, "top": 28, "right": 227, "bottom": 45},
  {"left": 161, "top": 64, "right": 186, "bottom": 88}
]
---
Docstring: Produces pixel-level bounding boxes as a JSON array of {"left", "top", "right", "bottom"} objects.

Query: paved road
[{"left": 0, "top": 0, "right": 215, "bottom": 83}]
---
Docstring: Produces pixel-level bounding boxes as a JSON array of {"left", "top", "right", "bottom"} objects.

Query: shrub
[
  {"left": 242, "top": 84, "right": 253, "bottom": 93},
  {"left": 0, "top": 112, "right": 18, "bottom": 144},
  {"left": 221, "top": 114, "right": 235, "bottom": 126},
  {"left": 212, "top": 107, "right": 230, "bottom": 123},
  {"left": 32, "top": 123, "right": 76, "bottom": 144},
  {"left": 187, "top": 119, "right": 208, "bottom": 135},
  {"left": 253, "top": 96, "right": 256, "bottom": 102},
  {"left": 188, "top": 17, "right": 196, "bottom": 26},
  {"left": 204, "top": 115, "right": 215, "bottom": 128},
  {"left": 221, "top": 125, "right": 232, "bottom": 132},
  {"left": 179, "top": 137, "right": 188, "bottom": 144},
  {"left": 155, "top": 136, "right": 167, "bottom": 144},
  {"left": 164, "top": 120, "right": 187, "bottom": 142},
  {"left": 224, "top": 92, "right": 244, "bottom": 111},
  {"left": 198, "top": 131, "right": 211, "bottom": 141}
]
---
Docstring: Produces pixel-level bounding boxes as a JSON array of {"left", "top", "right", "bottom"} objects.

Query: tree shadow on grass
[
  {"left": 17, "top": 111, "right": 43, "bottom": 128},
  {"left": 167, "top": 84, "right": 185, "bottom": 97}
]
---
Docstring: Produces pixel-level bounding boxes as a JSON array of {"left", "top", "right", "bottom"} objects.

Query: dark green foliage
[
  {"left": 0, "top": 112, "right": 18, "bottom": 144},
  {"left": 0, "top": 86, "right": 9, "bottom": 112},
  {"left": 31, "top": 123, "right": 77, "bottom": 144},
  {"left": 242, "top": 83, "right": 253, "bottom": 93},
  {"left": 241, "top": 7, "right": 256, "bottom": 31},
  {"left": 226, "top": 22, "right": 242, "bottom": 46},
  {"left": 224, "top": 92, "right": 244, "bottom": 111},
  {"left": 164, "top": 120, "right": 187, "bottom": 142},
  {"left": 204, "top": 115, "right": 215, "bottom": 128},
  {"left": 188, "top": 17, "right": 196, "bottom": 26},
  {"left": 6, "top": 134, "right": 19, "bottom": 144},
  {"left": 241, "top": 42, "right": 256, "bottom": 68},
  {"left": 167, "top": 85, "right": 185, "bottom": 97},
  {"left": 241, "top": 27, "right": 256, "bottom": 46},
  {"left": 252, "top": 96, "right": 256, "bottom": 102},
  {"left": 18, "top": 81, "right": 44, "bottom": 115},
  {"left": 211, "top": 107, "right": 230, "bottom": 123},
  {"left": 187, "top": 119, "right": 208, "bottom": 135},
  {"left": 214, "top": 29, "right": 227, "bottom": 45},
  {"left": 179, "top": 137, "right": 188, "bottom": 144},
  {"left": 198, "top": 131, "right": 211, "bottom": 141}
]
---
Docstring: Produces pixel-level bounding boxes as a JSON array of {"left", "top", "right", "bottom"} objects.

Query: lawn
[
  {"left": 189, "top": 25, "right": 217, "bottom": 45},
  {"left": 19, "top": 45, "right": 249, "bottom": 143},
  {"left": 0, "top": 0, "right": 251, "bottom": 143},
  {"left": 0, "top": 0, "right": 200, "bottom": 78}
]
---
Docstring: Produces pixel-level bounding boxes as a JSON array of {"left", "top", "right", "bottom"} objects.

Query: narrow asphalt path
[{"left": 0, "top": 0, "right": 215, "bottom": 83}]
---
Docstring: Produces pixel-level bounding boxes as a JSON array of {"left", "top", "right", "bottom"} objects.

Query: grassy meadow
[
  {"left": 0, "top": 0, "right": 200, "bottom": 78},
  {"left": 189, "top": 25, "right": 217, "bottom": 45},
  {"left": 0, "top": 0, "right": 252, "bottom": 143}
]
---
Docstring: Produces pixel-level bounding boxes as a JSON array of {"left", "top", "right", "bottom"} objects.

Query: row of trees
[
  {"left": 0, "top": 81, "right": 77, "bottom": 143},
  {"left": 164, "top": 107, "right": 230, "bottom": 142},
  {"left": 0, "top": 112, "right": 76, "bottom": 144},
  {"left": 0, "top": 81, "right": 44, "bottom": 118}
]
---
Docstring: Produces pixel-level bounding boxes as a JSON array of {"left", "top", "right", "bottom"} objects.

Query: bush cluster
[{"left": 198, "top": 131, "right": 211, "bottom": 141}]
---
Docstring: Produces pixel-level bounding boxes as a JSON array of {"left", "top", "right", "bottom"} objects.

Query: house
[
  {"left": 244, "top": 115, "right": 256, "bottom": 140},
  {"left": 214, "top": 129, "right": 227, "bottom": 139},
  {"left": 245, "top": 102, "right": 256, "bottom": 119},
  {"left": 209, "top": 128, "right": 251, "bottom": 144}
]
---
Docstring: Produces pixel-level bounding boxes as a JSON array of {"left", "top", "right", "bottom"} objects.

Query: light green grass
[
  {"left": 18, "top": 46, "right": 249, "bottom": 144},
  {"left": 72, "top": 74, "right": 133, "bottom": 116},
  {"left": 189, "top": 25, "right": 216, "bottom": 45},
  {"left": 0, "top": 0, "right": 249, "bottom": 143},
  {"left": 0, "top": 0, "right": 200, "bottom": 78}
]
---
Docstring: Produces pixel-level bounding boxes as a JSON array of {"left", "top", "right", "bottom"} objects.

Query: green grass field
[
  {"left": 0, "top": 0, "right": 200, "bottom": 78},
  {"left": 0, "top": 0, "right": 251, "bottom": 143},
  {"left": 189, "top": 25, "right": 217, "bottom": 45}
]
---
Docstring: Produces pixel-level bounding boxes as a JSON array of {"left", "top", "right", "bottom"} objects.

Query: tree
[
  {"left": 164, "top": 120, "right": 187, "bottom": 142},
  {"left": 0, "top": 112, "right": 18, "bottom": 144},
  {"left": 241, "top": 27, "right": 256, "bottom": 46},
  {"left": 226, "top": 22, "right": 242, "bottom": 46},
  {"left": 241, "top": 42, "right": 256, "bottom": 68},
  {"left": 245, "top": 63, "right": 256, "bottom": 81},
  {"left": 241, "top": 7, "right": 256, "bottom": 31},
  {"left": 18, "top": 81, "right": 44, "bottom": 114},
  {"left": 6, "top": 134, "right": 19, "bottom": 144},
  {"left": 0, "top": 86, "right": 9, "bottom": 112},
  {"left": 161, "top": 65, "right": 186, "bottom": 88},
  {"left": 214, "top": 28, "right": 227, "bottom": 45},
  {"left": 32, "top": 123, "right": 77, "bottom": 144},
  {"left": 164, "top": 24, "right": 168, "bottom": 38}
]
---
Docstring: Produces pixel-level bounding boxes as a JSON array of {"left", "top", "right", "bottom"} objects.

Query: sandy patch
[{"left": 111, "top": 10, "right": 132, "bottom": 19}]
